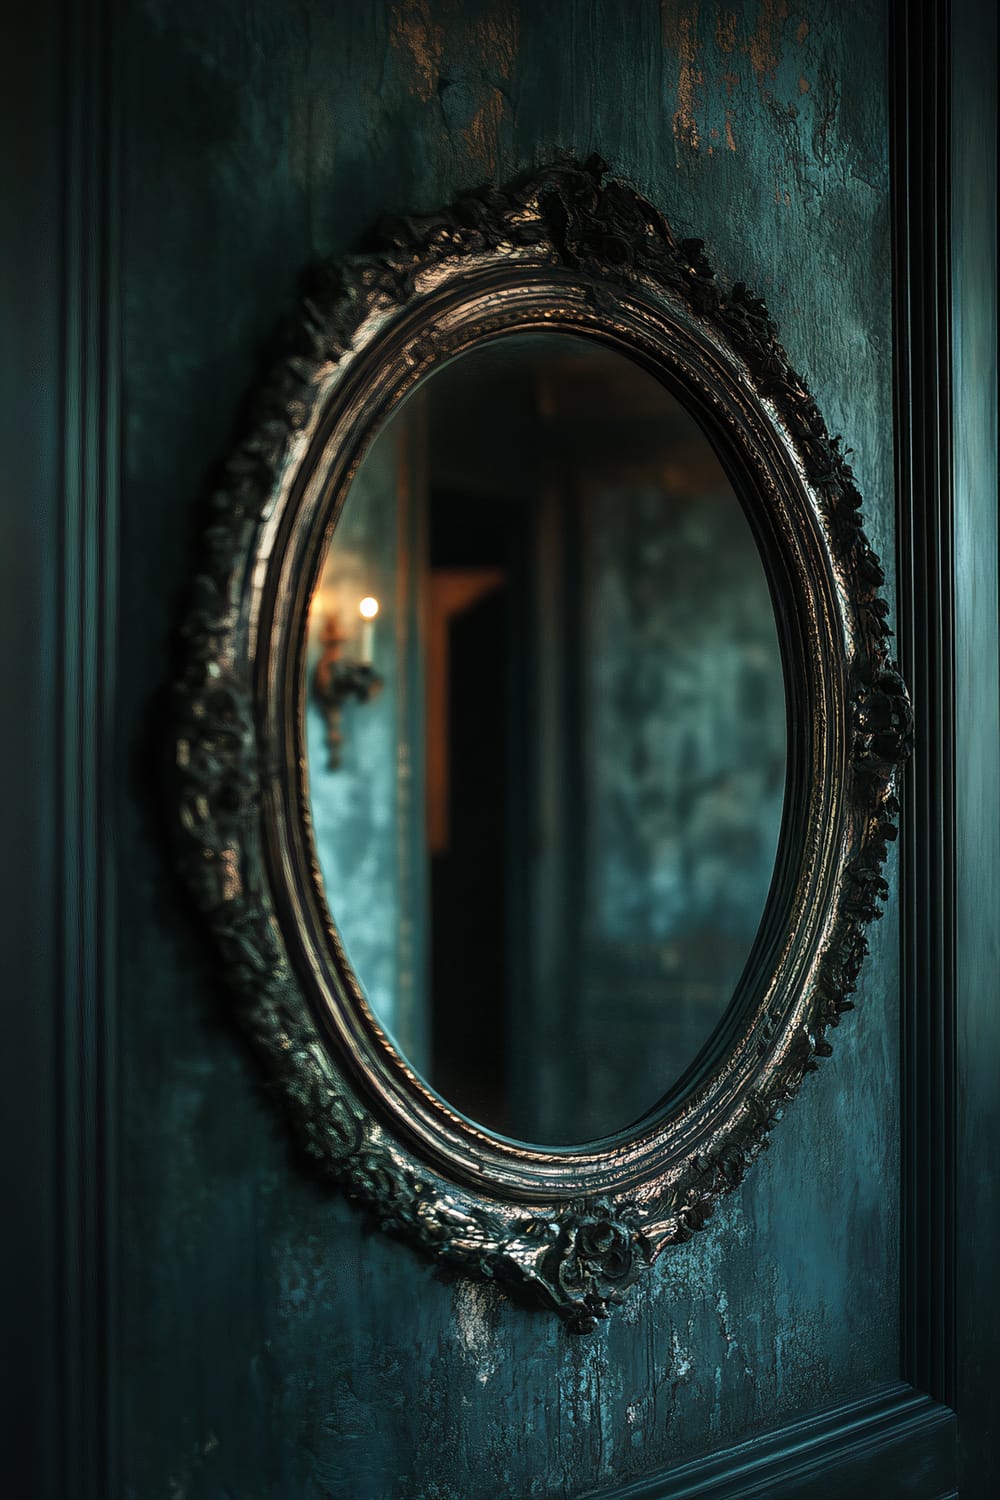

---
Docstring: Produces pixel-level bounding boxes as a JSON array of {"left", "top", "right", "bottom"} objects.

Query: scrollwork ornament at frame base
[{"left": 172, "top": 156, "right": 911, "bottom": 1332}]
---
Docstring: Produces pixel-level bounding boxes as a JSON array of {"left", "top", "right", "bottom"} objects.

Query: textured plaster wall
[{"left": 120, "top": 2, "right": 898, "bottom": 1496}]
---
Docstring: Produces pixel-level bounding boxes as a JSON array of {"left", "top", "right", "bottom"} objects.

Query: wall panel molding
[
  {"left": 58, "top": 0, "right": 121, "bottom": 1490},
  {"left": 892, "top": 0, "right": 998, "bottom": 1492},
  {"left": 889, "top": 0, "right": 958, "bottom": 1413},
  {"left": 585, "top": 1383, "right": 956, "bottom": 1500},
  {"left": 950, "top": 0, "right": 999, "bottom": 1491},
  {"left": 0, "top": 4, "right": 63, "bottom": 1491}
]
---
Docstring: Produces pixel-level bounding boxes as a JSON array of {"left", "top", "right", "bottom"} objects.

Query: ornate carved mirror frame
[{"left": 173, "top": 158, "right": 911, "bottom": 1333}]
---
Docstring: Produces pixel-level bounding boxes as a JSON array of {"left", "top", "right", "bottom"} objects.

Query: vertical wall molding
[
  {"left": 1, "top": 5, "right": 62, "bottom": 1494},
  {"left": 890, "top": 0, "right": 958, "bottom": 1414},
  {"left": 1, "top": 0, "right": 119, "bottom": 1494},
  {"left": 57, "top": 0, "right": 120, "bottom": 1494},
  {"left": 949, "top": 0, "right": 999, "bottom": 1491}
]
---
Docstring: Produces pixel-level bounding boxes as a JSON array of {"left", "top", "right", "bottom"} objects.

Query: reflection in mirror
[{"left": 306, "top": 336, "right": 786, "bottom": 1147}]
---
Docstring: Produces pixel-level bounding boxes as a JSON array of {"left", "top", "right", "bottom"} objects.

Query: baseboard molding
[{"left": 583, "top": 1383, "right": 956, "bottom": 1500}]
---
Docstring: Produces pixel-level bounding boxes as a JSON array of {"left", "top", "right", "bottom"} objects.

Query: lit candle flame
[{"left": 358, "top": 596, "right": 379, "bottom": 666}]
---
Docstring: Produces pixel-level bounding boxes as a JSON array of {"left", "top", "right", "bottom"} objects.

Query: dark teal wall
[{"left": 120, "top": 3, "right": 899, "bottom": 1495}]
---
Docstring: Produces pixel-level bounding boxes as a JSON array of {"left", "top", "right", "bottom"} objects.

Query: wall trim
[
  {"left": 889, "top": 0, "right": 958, "bottom": 1412},
  {"left": 57, "top": 0, "right": 120, "bottom": 1494},
  {"left": 948, "top": 0, "right": 999, "bottom": 1491},
  {"left": 1, "top": 5, "right": 62, "bottom": 1494},
  {"left": 584, "top": 1383, "right": 956, "bottom": 1500}
]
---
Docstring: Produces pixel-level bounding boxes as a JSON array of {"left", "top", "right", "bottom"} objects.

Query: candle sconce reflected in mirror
[{"left": 311, "top": 597, "right": 383, "bottom": 769}]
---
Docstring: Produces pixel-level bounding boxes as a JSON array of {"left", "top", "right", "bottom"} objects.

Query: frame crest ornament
[{"left": 173, "top": 157, "right": 910, "bottom": 1333}]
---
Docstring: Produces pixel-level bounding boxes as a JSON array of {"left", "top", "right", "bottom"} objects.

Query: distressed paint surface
[
  {"left": 120, "top": 2, "right": 898, "bottom": 1496},
  {"left": 574, "top": 468, "right": 786, "bottom": 1140}
]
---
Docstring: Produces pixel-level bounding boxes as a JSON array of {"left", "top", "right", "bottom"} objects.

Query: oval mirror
[
  {"left": 305, "top": 335, "right": 786, "bottom": 1146},
  {"left": 174, "top": 161, "right": 909, "bottom": 1330}
]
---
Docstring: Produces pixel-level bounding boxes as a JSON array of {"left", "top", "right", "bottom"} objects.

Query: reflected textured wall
[{"left": 577, "top": 474, "right": 785, "bottom": 1131}]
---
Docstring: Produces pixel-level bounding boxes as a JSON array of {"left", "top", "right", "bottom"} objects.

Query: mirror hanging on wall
[
  {"left": 306, "top": 334, "right": 787, "bottom": 1148},
  {"left": 175, "top": 159, "right": 912, "bottom": 1328}
]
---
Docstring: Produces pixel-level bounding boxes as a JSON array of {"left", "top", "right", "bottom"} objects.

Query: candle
[{"left": 358, "top": 595, "right": 379, "bottom": 664}]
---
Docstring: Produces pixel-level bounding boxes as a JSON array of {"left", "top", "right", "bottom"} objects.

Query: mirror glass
[{"left": 305, "top": 335, "right": 786, "bottom": 1146}]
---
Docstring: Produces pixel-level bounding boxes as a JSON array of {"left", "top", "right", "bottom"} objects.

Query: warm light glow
[{"left": 359, "top": 596, "right": 380, "bottom": 620}]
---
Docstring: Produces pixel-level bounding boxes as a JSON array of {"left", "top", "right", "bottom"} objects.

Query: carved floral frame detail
[{"left": 173, "top": 158, "right": 911, "bottom": 1333}]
